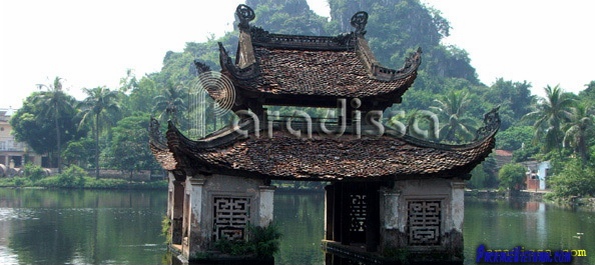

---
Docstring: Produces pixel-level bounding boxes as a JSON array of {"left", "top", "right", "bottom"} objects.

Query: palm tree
[
  {"left": 152, "top": 84, "right": 187, "bottom": 125},
  {"left": 78, "top": 87, "right": 121, "bottom": 179},
  {"left": 33, "top": 77, "right": 74, "bottom": 172},
  {"left": 118, "top": 69, "right": 138, "bottom": 94},
  {"left": 563, "top": 104, "right": 593, "bottom": 165},
  {"left": 430, "top": 90, "right": 478, "bottom": 142},
  {"left": 523, "top": 85, "right": 574, "bottom": 155}
]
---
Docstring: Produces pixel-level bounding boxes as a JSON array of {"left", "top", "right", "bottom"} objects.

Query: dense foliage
[
  {"left": 498, "top": 163, "right": 526, "bottom": 191},
  {"left": 6, "top": 0, "right": 594, "bottom": 199},
  {"left": 547, "top": 158, "right": 595, "bottom": 199},
  {"left": 10, "top": 92, "right": 85, "bottom": 167}
]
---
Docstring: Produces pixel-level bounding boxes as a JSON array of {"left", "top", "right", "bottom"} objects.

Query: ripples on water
[
  {"left": 0, "top": 246, "right": 18, "bottom": 265},
  {"left": 0, "top": 189, "right": 168, "bottom": 265},
  {"left": 0, "top": 208, "right": 33, "bottom": 265},
  {"left": 0, "top": 208, "right": 38, "bottom": 222}
]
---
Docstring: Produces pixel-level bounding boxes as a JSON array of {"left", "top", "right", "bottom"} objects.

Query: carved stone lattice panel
[
  {"left": 213, "top": 197, "right": 251, "bottom": 241},
  {"left": 349, "top": 194, "right": 367, "bottom": 232},
  {"left": 407, "top": 200, "right": 441, "bottom": 245}
]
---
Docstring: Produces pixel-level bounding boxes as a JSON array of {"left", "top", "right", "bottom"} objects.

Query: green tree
[
  {"left": 117, "top": 69, "right": 140, "bottom": 117},
  {"left": 328, "top": 0, "right": 478, "bottom": 83},
  {"left": 247, "top": 0, "right": 329, "bottom": 35},
  {"left": 62, "top": 137, "right": 94, "bottom": 168},
  {"left": 23, "top": 163, "right": 45, "bottom": 182},
  {"left": 468, "top": 163, "right": 489, "bottom": 189},
  {"left": 485, "top": 78, "right": 534, "bottom": 121},
  {"left": 32, "top": 77, "right": 75, "bottom": 172},
  {"left": 10, "top": 93, "right": 82, "bottom": 169},
  {"left": 78, "top": 87, "right": 121, "bottom": 179},
  {"left": 56, "top": 165, "right": 87, "bottom": 188},
  {"left": 498, "top": 163, "right": 526, "bottom": 191},
  {"left": 523, "top": 85, "right": 574, "bottom": 155},
  {"left": 10, "top": 101, "right": 52, "bottom": 155},
  {"left": 124, "top": 76, "right": 160, "bottom": 114},
  {"left": 152, "top": 84, "right": 187, "bottom": 125},
  {"left": 511, "top": 144, "right": 541, "bottom": 163},
  {"left": 563, "top": 104, "right": 593, "bottom": 165},
  {"left": 108, "top": 113, "right": 160, "bottom": 178},
  {"left": 548, "top": 158, "right": 595, "bottom": 199},
  {"left": 430, "top": 90, "right": 478, "bottom": 142},
  {"left": 578, "top": 80, "right": 595, "bottom": 101},
  {"left": 154, "top": 51, "right": 199, "bottom": 88},
  {"left": 496, "top": 126, "right": 534, "bottom": 151},
  {"left": 118, "top": 69, "right": 138, "bottom": 95}
]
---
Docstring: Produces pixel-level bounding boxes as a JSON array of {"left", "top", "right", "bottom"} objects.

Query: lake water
[{"left": 0, "top": 188, "right": 593, "bottom": 265}]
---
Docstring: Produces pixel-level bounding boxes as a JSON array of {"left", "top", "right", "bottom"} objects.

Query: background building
[{"left": 0, "top": 107, "right": 47, "bottom": 176}]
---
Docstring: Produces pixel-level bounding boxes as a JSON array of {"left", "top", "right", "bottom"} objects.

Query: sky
[{"left": 1, "top": 0, "right": 593, "bottom": 109}]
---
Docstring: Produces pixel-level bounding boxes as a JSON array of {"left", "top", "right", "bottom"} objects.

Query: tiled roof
[
  {"left": 233, "top": 47, "right": 418, "bottom": 99},
  {"left": 148, "top": 118, "right": 177, "bottom": 171},
  {"left": 213, "top": 5, "right": 422, "bottom": 106},
  {"left": 149, "top": 143, "right": 176, "bottom": 171},
  {"left": 150, "top": 106, "right": 501, "bottom": 181}
]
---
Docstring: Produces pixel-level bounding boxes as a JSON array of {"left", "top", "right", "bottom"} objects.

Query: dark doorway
[{"left": 325, "top": 181, "right": 380, "bottom": 252}]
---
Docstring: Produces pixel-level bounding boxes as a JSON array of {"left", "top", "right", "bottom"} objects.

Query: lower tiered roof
[{"left": 150, "top": 108, "right": 500, "bottom": 181}]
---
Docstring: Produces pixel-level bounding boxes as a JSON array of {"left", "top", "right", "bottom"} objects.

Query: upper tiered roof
[{"left": 214, "top": 5, "right": 422, "bottom": 111}]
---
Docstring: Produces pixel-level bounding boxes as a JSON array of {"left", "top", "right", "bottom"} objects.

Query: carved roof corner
[
  {"left": 148, "top": 117, "right": 177, "bottom": 171},
  {"left": 474, "top": 106, "right": 501, "bottom": 141},
  {"left": 148, "top": 117, "right": 167, "bottom": 150}
]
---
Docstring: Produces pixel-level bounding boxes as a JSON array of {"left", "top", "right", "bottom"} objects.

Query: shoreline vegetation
[
  {"left": 0, "top": 164, "right": 167, "bottom": 190},
  {"left": 1, "top": 164, "right": 593, "bottom": 209}
]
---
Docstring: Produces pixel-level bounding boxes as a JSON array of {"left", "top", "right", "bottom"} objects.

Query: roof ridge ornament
[
  {"left": 350, "top": 11, "right": 368, "bottom": 35},
  {"left": 474, "top": 106, "right": 501, "bottom": 140},
  {"left": 148, "top": 117, "right": 167, "bottom": 150},
  {"left": 236, "top": 4, "right": 255, "bottom": 30},
  {"left": 218, "top": 42, "right": 260, "bottom": 80}
]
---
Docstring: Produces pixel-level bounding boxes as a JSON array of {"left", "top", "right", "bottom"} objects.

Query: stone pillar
[
  {"left": 447, "top": 180, "right": 466, "bottom": 258},
  {"left": 382, "top": 190, "right": 401, "bottom": 230},
  {"left": 171, "top": 180, "right": 184, "bottom": 245},
  {"left": 379, "top": 188, "right": 406, "bottom": 251},
  {"left": 184, "top": 177, "right": 206, "bottom": 258},
  {"left": 258, "top": 185, "right": 276, "bottom": 226},
  {"left": 450, "top": 181, "right": 465, "bottom": 232},
  {"left": 167, "top": 173, "right": 176, "bottom": 220}
]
